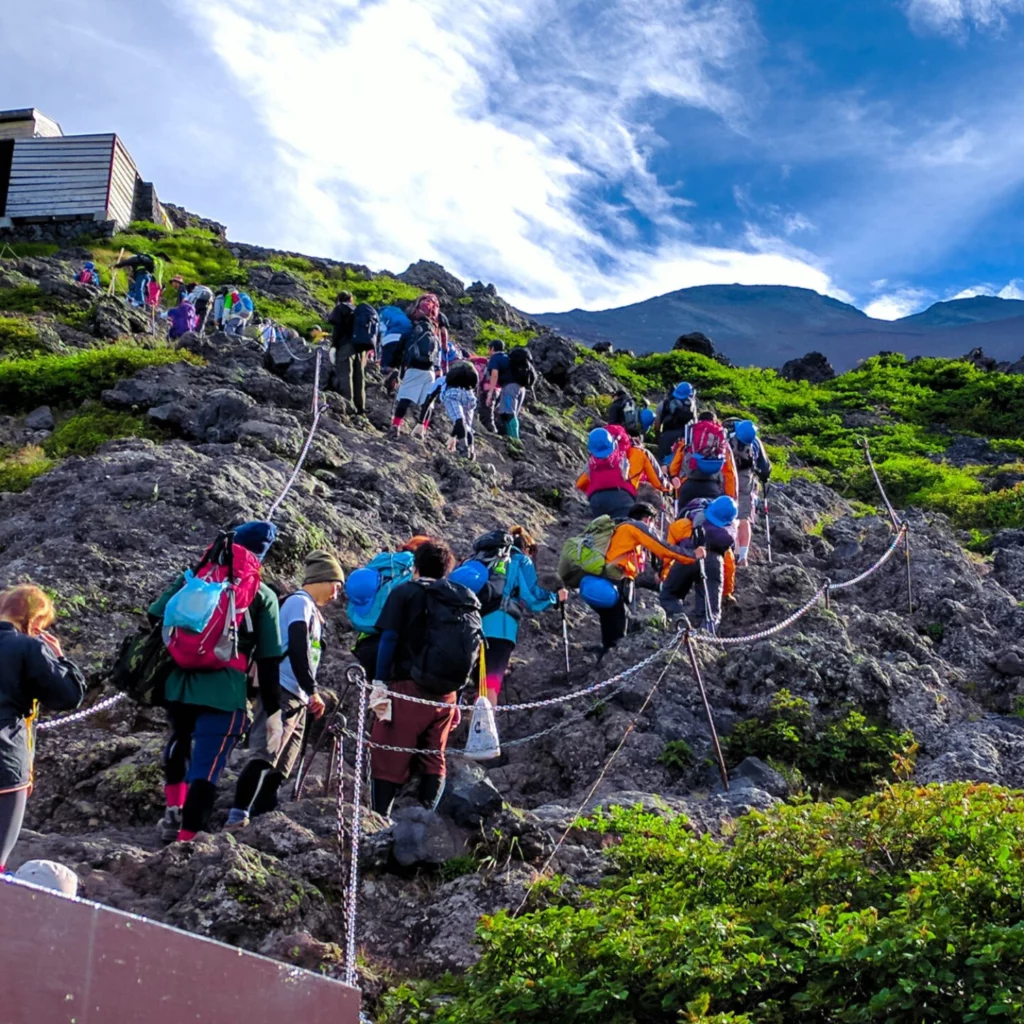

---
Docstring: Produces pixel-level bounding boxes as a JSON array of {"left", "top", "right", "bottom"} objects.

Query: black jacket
[
  {"left": 328, "top": 302, "right": 355, "bottom": 348},
  {"left": 0, "top": 623, "right": 86, "bottom": 791}
]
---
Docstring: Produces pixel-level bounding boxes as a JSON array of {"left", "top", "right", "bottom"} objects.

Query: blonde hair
[{"left": 0, "top": 584, "right": 56, "bottom": 634}]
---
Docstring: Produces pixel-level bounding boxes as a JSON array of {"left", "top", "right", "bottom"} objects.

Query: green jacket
[{"left": 150, "top": 575, "right": 283, "bottom": 713}]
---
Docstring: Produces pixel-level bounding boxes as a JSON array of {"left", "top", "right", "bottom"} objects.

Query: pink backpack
[{"left": 164, "top": 535, "right": 262, "bottom": 673}]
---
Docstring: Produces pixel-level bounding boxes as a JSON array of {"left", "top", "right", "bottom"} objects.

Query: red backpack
[
  {"left": 684, "top": 420, "right": 728, "bottom": 476},
  {"left": 164, "top": 533, "right": 263, "bottom": 673},
  {"left": 409, "top": 293, "right": 440, "bottom": 322},
  {"left": 585, "top": 429, "right": 634, "bottom": 497}
]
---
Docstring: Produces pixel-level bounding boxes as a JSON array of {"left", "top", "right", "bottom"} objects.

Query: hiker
[
  {"left": 184, "top": 282, "right": 214, "bottom": 331},
  {"left": 349, "top": 537, "right": 430, "bottom": 679},
  {"left": 390, "top": 310, "right": 441, "bottom": 439},
  {"left": 607, "top": 389, "right": 644, "bottom": 438},
  {"left": 166, "top": 299, "right": 199, "bottom": 340},
  {"left": 576, "top": 427, "right": 672, "bottom": 520},
  {"left": 151, "top": 521, "right": 283, "bottom": 843},
  {"left": 482, "top": 340, "right": 509, "bottom": 433},
  {"left": 169, "top": 275, "right": 187, "bottom": 303},
  {"left": 212, "top": 286, "right": 229, "bottom": 330},
  {"left": 654, "top": 381, "right": 697, "bottom": 464},
  {"left": 0, "top": 585, "right": 86, "bottom": 872},
  {"left": 224, "top": 289, "right": 254, "bottom": 337},
  {"left": 330, "top": 292, "right": 377, "bottom": 415},
  {"left": 730, "top": 420, "right": 773, "bottom": 566},
  {"left": 144, "top": 275, "right": 162, "bottom": 312},
  {"left": 669, "top": 411, "right": 738, "bottom": 510},
  {"left": 368, "top": 539, "right": 482, "bottom": 819},
  {"left": 497, "top": 346, "right": 536, "bottom": 439},
  {"left": 561, "top": 503, "right": 694, "bottom": 658},
  {"left": 127, "top": 268, "right": 151, "bottom": 308},
  {"left": 75, "top": 261, "right": 100, "bottom": 288},
  {"left": 379, "top": 303, "right": 413, "bottom": 395},
  {"left": 474, "top": 527, "right": 567, "bottom": 705},
  {"left": 226, "top": 550, "right": 344, "bottom": 829},
  {"left": 414, "top": 360, "right": 479, "bottom": 458},
  {"left": 660, "top": 496, "right": 739, "bottom": 631}
]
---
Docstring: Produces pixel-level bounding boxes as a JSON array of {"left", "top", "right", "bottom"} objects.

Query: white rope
[{"left": 36, "top": 692, "right": 127, "bottom": 733}]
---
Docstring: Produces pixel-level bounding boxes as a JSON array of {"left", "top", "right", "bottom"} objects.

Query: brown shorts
[
  {"left": 370, "top": 678, "right": 457, "bottom": 784},
  {"left": 247, "top": 691, "right": 307, "bottom": 779}
]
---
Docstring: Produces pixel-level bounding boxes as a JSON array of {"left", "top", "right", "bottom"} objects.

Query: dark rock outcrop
[{"left": 780, "top": 351, "right": 836, "bottom": 383}]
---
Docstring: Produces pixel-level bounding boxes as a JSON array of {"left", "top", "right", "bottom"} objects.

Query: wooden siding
[
  {"left": 108, "top": 135, "right": 139, "bottom": 228},
  {"left": 5, "top": 134, "right": 115, "bottom": 222},
  {"left": 0, "top": 109, "right": 63, "bottom": 141}
]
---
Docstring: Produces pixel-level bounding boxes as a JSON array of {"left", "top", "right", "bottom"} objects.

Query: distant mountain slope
[{"left": 531, "top": 286, "right": 1024, "bottom": 370}]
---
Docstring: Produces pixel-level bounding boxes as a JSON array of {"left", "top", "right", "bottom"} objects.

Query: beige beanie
[{"left": 303, "top": 550, "right": 345, "bottom": 586}]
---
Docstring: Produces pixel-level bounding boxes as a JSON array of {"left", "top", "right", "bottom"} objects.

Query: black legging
[
  {"left": 596, "top": 599, "right": 628, "bottom": 653},
  {"left": 0, "top": 788, "right": 28, "bottom": 870}
]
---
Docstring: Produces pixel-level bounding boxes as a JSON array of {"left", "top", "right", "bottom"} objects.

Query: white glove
[{"left": 369, "top": 682, "right": 392, "bottom": 722}]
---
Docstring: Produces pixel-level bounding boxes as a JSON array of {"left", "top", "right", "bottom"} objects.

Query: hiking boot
[
  {"left": 158, "top": 806, "right": 182, "bottom": 843},
  {"left": 723, "top": 594, "right": 738, "bottom": 606},
  {"left": 387, "top": 424, "right": 402, "bottom": 441},
  {"left": 224, "top": 808, "right": 250, "bottom": 832}
]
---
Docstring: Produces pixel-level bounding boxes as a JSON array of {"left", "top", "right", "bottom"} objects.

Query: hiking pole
[
  {"left": 697, "top": 556, "right": 717, "bottom": 637},
  {"left": 293, "top": 669, "right": 358, "bottom": 799},
  {"left": 763, "top": 483, "right": 773, "bottom": 564},
  {"left": 291, "top": 716, "right": 313, "bottom": 799},
  {"left": 683, "top": 624, "right": 729, "bottom": 790},
  {"left": 560, "top": 598, "right": 571, "bottom": 682}
]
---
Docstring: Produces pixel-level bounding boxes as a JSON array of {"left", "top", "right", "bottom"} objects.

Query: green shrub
[
  {"left": 0, "top": 316, "right": 43, "bottom": 357},
  {"left": 394, "top": 783, "right": 1024, "bottom": 1023},
  {"left": 475, "top": 320, "right": 536, "bottom": 352},
  {"left": 0, "top": 285, "right": 89, "bottom": 319},
  {"left": 723, "top": 689, "right": 914, "bottom": 791},
  {"left": 656, "top": 739, "right": 694, "bottom": 773},
  {"left": 0, "top": 241, "right": 60, "bottom": 258},
  {"left": 0, "top": 445, "right": 54, "bottom": 492},
  {"left": 44, "top": 406, "right": 162, "bottom": 458},
  {"left": 0, "top": 346, "right": 202, "bottom": 412}
]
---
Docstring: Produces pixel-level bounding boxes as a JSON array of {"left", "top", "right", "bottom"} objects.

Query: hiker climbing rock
[
  {"left": 654, "top": 381, "right": 697, "bottom": 464},
  {"left": 75, "top": 261, "right": 100, "bottom": 288},
  {"left": 378, "top": 303, "right": 413, "bottom": 395},
  {"left": 390, "top": 300, "right": 442, "bottom": 439},
  {"left": 455, "top": 526, "right": 567, "bottom": 705},
  {"left": 0, "top": 585, "right": 86, "bottom": 872},
  {"left": 607, "top": 388, "right": 644, "bottom": 438},
  {"left": 226, "top": 550, "right": 344, "bottom": 829},
  {"left": 482, "top": 339, "right": 509, "bottom": 434},
  {"left": 660, "top": 496, "right": 739, "bottom": 631},
  {"left": 166, "top": 298, "right": 199, "bottom": 340},
  {"left": 669, "top": 411, "right": 738, "bottom": 510},
  {"left": 224, "top": 288, "right": 254, "bottom": 338},
  {"left": 498, "top": 345, "right": 537, "bottom": 440},
  {"left": 559, "top": 503, "right": 693, "bottom": 658},
  {"left": 184, "top": 282, "right": 213, "bottom": 332},
  {"left": 729, "top": 420, "right": 773, "bottom": 566},
  {"left": 330, "top": 291, "right": 376, "bottom": 416},
  {"left": 150, "top": 521, "right": 283, "bottom": 843},
  {"left": 368, "top": 540, "right": 482, "bottom": 819},
  {"left": 577, "top": 426, "right": 671, "bottom": 521},
  {"left": 415, "top": 359, "right": 479, "bottom": 457},
  {"left": 348, "top": 537, "right": 429, "bottom": 680}
]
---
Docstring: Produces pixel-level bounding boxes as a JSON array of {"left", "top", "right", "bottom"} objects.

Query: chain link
[
  {"left": 36, "top": 692, "right": 128, "bottom": 733},
  {"left": 344, "top": 671, "right": 369, "bottom": 988}
]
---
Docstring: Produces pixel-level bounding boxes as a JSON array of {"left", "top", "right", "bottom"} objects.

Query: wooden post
[{"left": 108, "top": 246, "right": 124, "bottom": 296}]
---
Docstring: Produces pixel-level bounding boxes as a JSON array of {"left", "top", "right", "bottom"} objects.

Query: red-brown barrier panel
[{"left": 0, "top": 877, "right": 362, "bottom": 1024}]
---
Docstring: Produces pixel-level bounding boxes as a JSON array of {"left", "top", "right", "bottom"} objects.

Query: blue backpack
[
  {"left": 379, "top": 305, "right": 412, "bottom": 337},
  {"left": 345, "top": 551, "right": 415, "bottom": 634}
]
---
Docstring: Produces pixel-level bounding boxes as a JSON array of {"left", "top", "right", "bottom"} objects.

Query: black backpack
[
  {"left": 446, "top": 360, "right": 479, "bottom": 390},
  {"left": 110, "top": 622, "right": 174, "bottom": 707},
  {"left": 411, "top": 579, "right": 483, "bottom": 694},
  {"left": 508, "top": 347, "right": 538, "bottom": 388},
  {"left": 351, "top": 303, "right": 379, "bottom": 351},
  {"left": 469, "top": 531, "right": 521, "bottom": 618},
  {"left": 661, "top": 393, "right": 696, "bottom": 431},
  {"left": 405, "top": 320, "right": 440, "bottom": 367},
  {"left": 610, "top": 394, "right": 641, "bottom": 434}
]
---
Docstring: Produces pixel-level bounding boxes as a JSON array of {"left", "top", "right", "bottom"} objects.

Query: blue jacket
[{"left": 482, "top": 551, "right": 557, "bottom": 643}]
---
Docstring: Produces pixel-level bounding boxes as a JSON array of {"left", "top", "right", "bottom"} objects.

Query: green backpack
[
  {"left": 558, "top": 515, "right": 626, "bottom": 588},
  {"left": 109, "top": 623, "right": 175, "bottom": 707}
]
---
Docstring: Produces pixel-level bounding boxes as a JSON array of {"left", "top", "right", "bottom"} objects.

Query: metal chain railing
[{"left": 36, "top": 692, "right": 128, "bottom": 733}]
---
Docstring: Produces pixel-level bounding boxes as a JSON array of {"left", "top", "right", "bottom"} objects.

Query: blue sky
[{"left": 1, "top": 0, "right": 1022, "bottom": 317}]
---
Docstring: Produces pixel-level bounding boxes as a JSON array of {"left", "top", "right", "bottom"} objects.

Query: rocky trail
[{"left": 3, "top": 246, "right": 1024, "bottom": 1011}]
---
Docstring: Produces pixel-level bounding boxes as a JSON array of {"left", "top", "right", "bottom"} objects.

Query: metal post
[
  {"left": 684, "top": 629, "right": 728, "bottom": 790},
  {"left": 344, "top": 678, "right": 369, "bottom": 988},
  {"left": 560, "top": 601, "right": 571, "bottom": 682},
  {"left": 903, "top": 524, "right": 913, "bottom": 615},
  {"left": 763, "top": 483, "right": 772, "bottom": 564},
  {"left": 823, "top": 579, "right": 831, "bottom": 611}
]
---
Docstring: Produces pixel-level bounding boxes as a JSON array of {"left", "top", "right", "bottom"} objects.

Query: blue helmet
[
  {"left": 450, "top": 560, "right": 489, "bottom": 594},
  {"left": 588, "top": 428, "right": 615, "bottom": 459},
  {"left": 705, "top": 496, "right": 738, "bottom": 528},
  {"left": 344, "top": 566, "right": 381, "bottom": 606},
  {"left": 735, "top": 420, "right": 758, "bottom": 445},
  {"left": 673, "top": 381, "right": 694, "bottom": 400},
  {"left": 83, "top": 261, "right": 95, "bottom": 270},
  {"left": 639, "top": 408, "right": 655, "bottom": 432}
]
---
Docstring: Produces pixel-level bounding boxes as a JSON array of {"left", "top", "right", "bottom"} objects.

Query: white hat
[{"left": 15, "top": 859, "right": 79, "bottom": 897}]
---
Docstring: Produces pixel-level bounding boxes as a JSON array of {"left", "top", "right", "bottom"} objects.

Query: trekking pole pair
[{"left": 292, "top": 665, "right": 360, "bottom": 800}]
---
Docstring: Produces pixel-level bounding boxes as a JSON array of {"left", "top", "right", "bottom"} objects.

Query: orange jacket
[
  {"left": 627, "top": 445, "right": 671, "bottom": 494},
  {"left": 669, "top": 441, "right": 739, "bottom": 500},
  {"left": 605, "top": 521, "right": 692, "bottom": 580},
  {"left": 662, "top": 518, "right": 736, "bottom": 596}
]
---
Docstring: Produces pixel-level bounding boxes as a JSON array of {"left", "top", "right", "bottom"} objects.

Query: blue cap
[
  {"left": 640, "top": 408, "right": 655, "bottom": 432},
  {"left": 705, "top": 496, "right": 738, "bottom": 528},
  {"left": 735, "top": 420, "right": 758, "bottom": 445},
  {"left": 673, "top": 382, "right": 694, "bottom": 400},
  {"left": 588, "top": 428, "right": 615, "bottom": 459},
  {"left": 232, "top": 520, "right": 278, "bottom": 563}
]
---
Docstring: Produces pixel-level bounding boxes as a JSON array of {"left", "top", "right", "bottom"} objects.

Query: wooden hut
[{"left": 0, "top": 108, "right": 169, "bottom": 230}]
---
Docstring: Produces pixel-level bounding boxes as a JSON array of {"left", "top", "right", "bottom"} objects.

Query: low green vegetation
[
  {"left": 475, "top": 320, "right": 537, "bottom": 352},
  {"left": 44, "top": 406, "right": 162, "bottom": 458},
  {"left": 0, "top": 445, "right": 53, "bottom": 493},
  {"left": 605, "top": 350, "right": 1024, "bottom": 530},
  {"left": 383, "top": 783, "right": 1024, "bottom": 1023},
  {"left": 0, "top": 316, "right": 44, "bottom": 358},
  {"left": 0, "top": 346, "right": 202, "bottom": 412},
  {"left": 723, "top": 689, "right": 915, "bottom": 792},
  {"left": 656, "top": 739, "right": 694, "bottom": 772},
  {"left": 0, "top": 241, "right": 60, "bottom": 258}
]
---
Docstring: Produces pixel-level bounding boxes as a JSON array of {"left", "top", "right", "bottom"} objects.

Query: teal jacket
[{"left": 482, "top": 551, "right": 557, "bottom": 644}]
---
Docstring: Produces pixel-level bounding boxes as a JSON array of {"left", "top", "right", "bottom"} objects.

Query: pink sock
[
  {"left": 177, "top": 829, "right": 197, "bottom": 843},
  {"left": 165, "top": 782, "right": 187, "bottom": 808},
  {"left": 422, "top": 419, "right": 431, "bottom": 430},
  {"left": 391, "top": 416, "right": 402, "bottom": 427}
]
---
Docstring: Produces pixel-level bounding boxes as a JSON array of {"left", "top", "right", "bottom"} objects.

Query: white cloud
[
  {"left": 175, "top": 0, "right": 843, "bottom": 311},
  {"left": 865, "top": 287, "right": 935, "bottom": 320},
  {"left": 904, "top": 0, "right": 1024, "bottom": 35},
  {"left": 949, "top": 279, "right": 1024, "bottom": 300}
]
